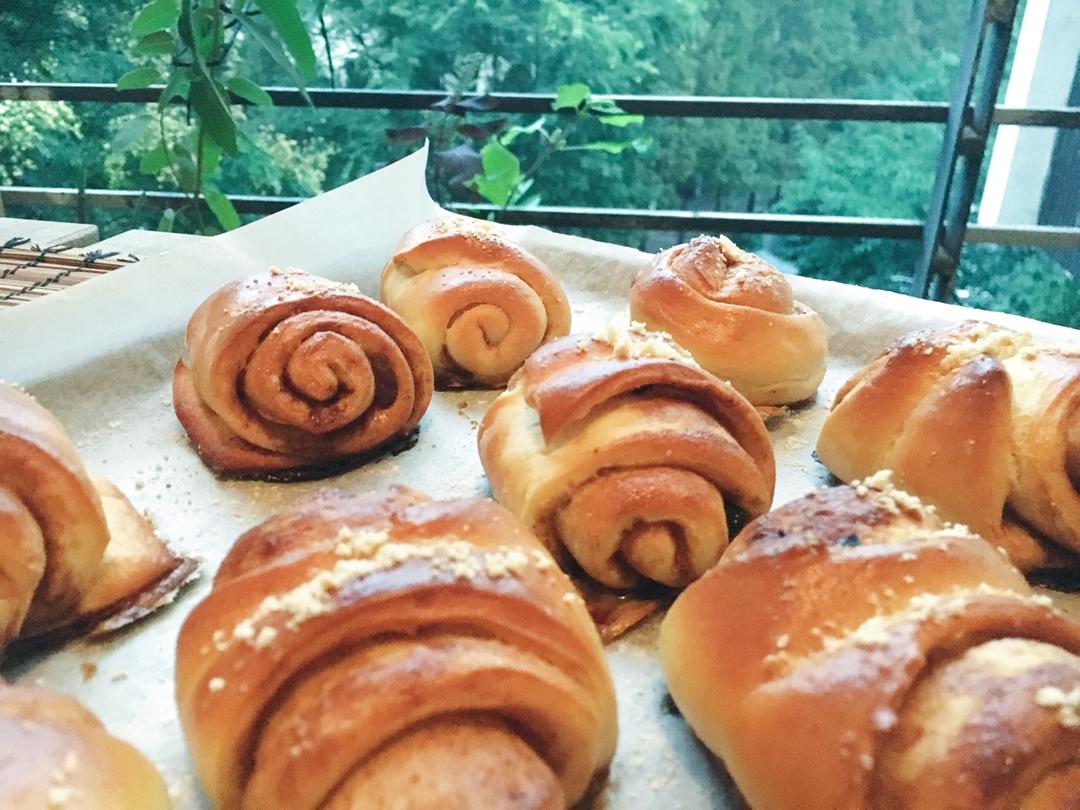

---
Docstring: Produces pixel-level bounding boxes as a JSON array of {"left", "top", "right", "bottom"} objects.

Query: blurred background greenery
[{"left": 1, "top": 0, "right": 1076, "bottom": 326}]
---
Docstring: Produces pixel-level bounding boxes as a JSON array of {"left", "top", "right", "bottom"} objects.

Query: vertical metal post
[{"left": 910, "top": 0, "right": 1019, "bottom": 301}]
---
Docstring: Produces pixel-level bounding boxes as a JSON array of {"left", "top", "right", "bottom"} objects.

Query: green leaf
[
  {"left": 226, "top": 76, "right": 273, "bottom": 107},
  {"left": 116, "top": 66, "right": 163, "bottom": 91},
  {"left": 499, "top": 117, "right": 546, "bottom": 145},
  {"left": 177, "top": 0, "right": 211, "bottom": 74},
  {"left": 598, "top": 114, "right": 643, "bottom": 128},
  {"left": 157, "top": 207, "right": 176, "bottom": 232},
  {"left": 112, "top": 115, "right": 152, "bottom": 152},
  {"left": 177, "top": 0, "right": 197, "bottom": 51},
  {"left": 199, "top": 136, "right": 222, "bottom": 179},
  {"left": 470, "top": 141, "right": 522, "bottom": 207},
  {"left": 585, "top": 98, "right": 625, "bottom": 115},
  {"left": 138, "top": 142, "right": 168, "bottom": 175},
  {"left": 514, "top": 177, "right": 535, "bottom": 200},
  {"left": 250, "top": 0, "right": 317, "bottom": 80},
  {"left": 517, "top": 192, "right": 542, "bottom": 209},
  {"left": 191, "top": 3, "right": 219, "bottom": 60},
  {"left": 134, "top": 30, "right": 176, "bottom": 55},
  {"left": 243, "top": 13, "right": 312, "bottom": 101},
  {"left": 481, "top": 141, "right": 520, "bottom": 182},
  {"left": 131, "top": 0, "right": 179, "bottom": 36},
  {"left": 158, "top": 72, "right": 191, "bottom": 104},
  {"left": 574, "top": 136, "right": 652, "bottom": 154},
  {"left": 575, "top": 140, "right": 636, "bottom": 154},
  {"left": 172, "top": 144, "right": 198, "bottom": 191},
  {"left": 189, "top": 78, "right": 238, "bottom": 155},
  {"left": 203, "top": 184, "right": 241, "bottom": 230},
  {"left": 552, "top": 83, "right": 590, "bottom": 111}
]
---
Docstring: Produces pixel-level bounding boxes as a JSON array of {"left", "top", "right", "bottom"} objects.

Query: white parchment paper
[{"left": 0, "top": 144, "right": 1077, "bottom": 809}]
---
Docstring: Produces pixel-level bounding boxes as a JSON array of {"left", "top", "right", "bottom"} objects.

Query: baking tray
[{"left": 1, "top": 146, "right": 1077, "bottom": 808}]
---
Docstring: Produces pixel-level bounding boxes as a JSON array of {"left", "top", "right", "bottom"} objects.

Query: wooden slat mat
[{"left": 0, "top": 237, "right": 139, "bottom": 308}]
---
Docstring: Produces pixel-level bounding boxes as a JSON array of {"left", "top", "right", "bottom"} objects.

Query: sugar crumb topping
[
  {"left": 228, "top": 529, "right": 546, "bottom": 647},
  {"left": 46, "top": 787, "right": 74, "bottom": 808},
  {"left": 851, "top": 469, "right": 933, "bottom": 516},
  {"left": 531, "top": 549, "right": 554, "bottom": 571},
  {"left": 595, "top": 317, "right": 700, "bottom": 366},
  {"left": 1035, "top": 685, "right": 1080, "bottom": 728},
  {"left": 207, "top": 677, "right": 226, "bottom": 692},
  {"left": 818, "top": 584, "right": 1046, "bottom": 655},
  {"left": 268, "top": 266, "right": 361, "bottom": 296},
  {"left": 941, "top": 323, "right": 1031, "bottom": 368},
  {"left": 46, "top": 750, "right": 82, "bottom": 808},
  {"left": 431, "top": 215, "right": 497, "bottom": 239},
  {"left": 334, "top": 525, "right": 390, "bottom": 557}
]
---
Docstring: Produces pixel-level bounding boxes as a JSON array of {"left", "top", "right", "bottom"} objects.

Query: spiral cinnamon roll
[
  {"left": 380, "top": 216, "right": 571, "bottom": 388},
  {"left": 0, "top": 382, "right": 194, "bottom": 647},
  {"left": 175, "top": 486, "right": 617, "bottom": 809},
  {"left": 477, "top": 321, "right": 775, "bottom": 589},
  {"left": 173, "top": 268, "right": 434, "bottom": 478},
  {"left": 817, "top": 321, "right": 1080, "bottom": 570},
  {"left": 629, "top": 235, "right": 828, "bottom": 405}
]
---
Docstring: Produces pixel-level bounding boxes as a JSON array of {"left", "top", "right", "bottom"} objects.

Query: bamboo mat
[{"left": 0, "top": 237, "right": 138, "bottom": 308}]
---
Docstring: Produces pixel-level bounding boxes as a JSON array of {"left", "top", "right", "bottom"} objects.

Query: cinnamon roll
[
  {"left": 629, "top": 235, "right": 827, "bottom": 405},
  {"left": 478, "top": 321, "right": 775, "bottom": 590},
  {"left": 380, "top": 216, "right": 571, "bottom": 388},
  {"left": 173, "top": 267, "right": 433, "bottom": 478}
]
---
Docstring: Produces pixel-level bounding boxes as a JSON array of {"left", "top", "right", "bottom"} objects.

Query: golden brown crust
[
  {"left": 380, "top": 216, "right": 571, "bottom": 388},
  {"left": 816, "top": 321, "right": 1080, "bottom": 569},
  {"left": 629, "top": 235, "right": 828, "bottom": 405},
  {"left": 660, "top": 480, "right": 1080, "bottom": 810},
  {"left": 173, "top": 268, "right": 433, "bottom": 478},
  {"left": 175, "top": 486, "right": 616, "bottom": 809},
  {"left": 0, "top": 384, "right": 108, "bottom": 637},
  {"left": 0, "top": 683, "right": 171, "bottom": 809},
  {"left": 477, "top": 324, "right": 774, "bottom": 590},
  {"left": 875, "top": 638, "right": 1080, "bottom": 808},
  {"left": 0, "top": 384, "right": 191, "bottom": 647}
]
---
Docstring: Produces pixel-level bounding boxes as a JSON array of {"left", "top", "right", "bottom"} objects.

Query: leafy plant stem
[
  {"left": 513, "top": 124, "right": 571, "bottom": 207},
  {"left": 193, "top": 123, "right": 207, "bottom": 229},
  {"left": 157, "top": 105, "right": 186, "bottom": 203},
  {"left": 317, "top": 4, "right": 335, "bottom": 88}
]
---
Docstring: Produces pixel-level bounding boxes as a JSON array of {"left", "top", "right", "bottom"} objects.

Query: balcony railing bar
[
  {"left": 1, "top": 82, "right": 1078, "bottom": 128},
  {"left": 3, "top": 186, "right": 1076, "bottom": 250}
]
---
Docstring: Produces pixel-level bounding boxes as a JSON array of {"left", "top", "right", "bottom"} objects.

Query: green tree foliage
[
  {"left": 114, "top": 0, "right": 319, "bottom": 232},
  {"left": 0, "top": 0, "right": 1074, "bottom": 323},
  {"left": 0, "top": 102, "right": 81, "bottom": 185},
  {"left": 771, "top": 54, "right": 1079, "bottom": 327}
]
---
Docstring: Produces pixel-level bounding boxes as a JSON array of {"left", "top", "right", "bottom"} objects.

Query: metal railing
[
  {"left": 3, "top": 81, "right": 1078, "bottom": 126},
  {"left": 1, "top": 0, "right": 1078, "bottom": 299}
]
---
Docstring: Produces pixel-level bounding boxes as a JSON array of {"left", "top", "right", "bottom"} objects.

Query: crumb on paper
[{"left": 79, "top": 662, "right": 97, "bottom": 681}]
